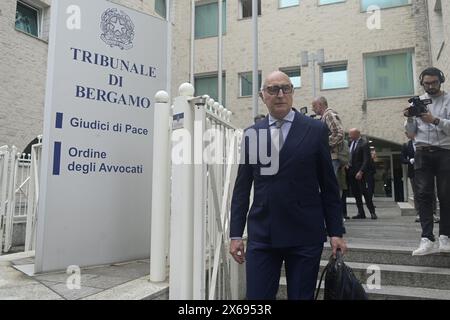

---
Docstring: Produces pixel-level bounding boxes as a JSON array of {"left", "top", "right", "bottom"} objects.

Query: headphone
[{"left": 419, "top": 67, "right": 446, "bottom": 86}]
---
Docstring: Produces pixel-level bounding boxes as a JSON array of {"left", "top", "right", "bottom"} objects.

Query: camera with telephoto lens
[{"left": 406, "top": 96, "right": 432, "bottom": 117}]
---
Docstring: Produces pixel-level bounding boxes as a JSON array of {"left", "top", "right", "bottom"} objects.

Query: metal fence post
[
  {"left": 150, "top": 90, "right": 171, "bottom": 282},
  {"left": 169, "top": 83, "right": 195, "bottom": 299}
]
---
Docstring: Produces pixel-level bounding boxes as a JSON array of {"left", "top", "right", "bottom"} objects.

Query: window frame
[
  {"left": 279, "top": 67, "right": 302, "bottom": 88},
  {"left": 363, "top": 49, "right": 416, "bottom": 100},
  {"left": 194, "top": 72, "right": 227, "bottom": 106},
  {"left": 279, "top": 0, "right": 300, "bottom": 9},
  {"left": 15, "top": 0, "right": 42, "bottom": 38},
  {"left": 155, "top": 0, "right": 167, "bottom": 19},
  {"left": 360, "top": 0, "right": 411, "bottom": 12},
  {"left": 320, "top": 62, "right": 349, "bottom": 91},
  {"left": 318, "top": 0, "right": 346, "bottom": 6},
  {"left": 239, "top": 0, "right": 262, "bottom": 20},
  {"left": 239, "top": 71, "right": 262, "bottom": 98},
  {"left": 195, "top": 0, "right": 227, "bottom": 39}
]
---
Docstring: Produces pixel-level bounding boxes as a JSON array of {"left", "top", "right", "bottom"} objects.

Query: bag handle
[
  {"left": 314, "top": 249, "right": 342, "bottom": 300},
  {"left": 314, "top": 263, "right": 328, "bottom": 300}
]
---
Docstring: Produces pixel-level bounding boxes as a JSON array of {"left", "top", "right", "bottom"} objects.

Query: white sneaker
[
  {"left": 412, "top": 238, "right": 438, "bottom": 256},
  {"left": 439, "top": 235, "right": 450, "bottom": 253}
]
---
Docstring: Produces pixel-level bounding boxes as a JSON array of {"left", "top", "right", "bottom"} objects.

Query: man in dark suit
[
  {"left": 402, "top": 132, "right": 419, "bottom": 221},
  {"left": 347, "top": 128, "right": 377, "bottom": 219},
  {"left": 229, "top": 71, "right": 347, "bottom": 300}
]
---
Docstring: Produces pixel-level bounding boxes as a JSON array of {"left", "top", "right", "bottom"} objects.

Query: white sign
[{"left": 35, "top": 0, "right": 167, "bottom": 273}]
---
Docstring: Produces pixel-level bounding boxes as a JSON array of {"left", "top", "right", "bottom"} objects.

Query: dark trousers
[
  {"left": 410, "top": 176, "right": 420, "bottom": 213},
  {"left": 245, "top": 241, "right": 323, "bottom": 300},
  {"left": 415, "top": 149, "right": 450, "bottom": 241},
  {"left": 366, "top": 173, "right": 375, "bottom": 200},
  {"left": 341, "top": 189, "right": 348, "bottom": 217},
  {"left": 348, "top": 169, "right": 376, "bottom": 216},
  {"left": 410, "top": 176, "right": 436, "bottom": 214}
]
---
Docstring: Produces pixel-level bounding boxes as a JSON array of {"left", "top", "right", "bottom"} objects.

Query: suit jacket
[
  {"left": 401, "top": 140, "right": 415, "bottom": 178},
  {"left": 230, "top": 110, "right": 345, "bottom": 248},
  {"left": 349, "top": 138, "right": 374, "bottom": 175}
]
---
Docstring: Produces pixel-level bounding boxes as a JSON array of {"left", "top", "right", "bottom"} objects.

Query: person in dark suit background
[
  {"left": 229, "top": 71, "right": 347, "bottom": 300},
  {"left": 347, "top": 128, "right": 377, "bottom": 220},
  {"left": 402, "top": 131, "right": 419, "bottom": 222}
]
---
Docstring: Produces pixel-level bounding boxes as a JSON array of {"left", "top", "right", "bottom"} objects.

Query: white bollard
[
  {"left": 150, "top": 90, "right": 171, "bottom": 282},
  {"left": 208, "top": 98, "right": 215, "bottom": 113},
  {"left": 218, "top": 105, "right": 224, "bottom": 119},
  {"left": 169, "top": 83, "right": 195, "bottom": 299},
  {"left": 227, "top": 110, "right": 232, "bottom": 122},
  {"left": 213, "top": 102, "right": 220, "bottom": 116}
]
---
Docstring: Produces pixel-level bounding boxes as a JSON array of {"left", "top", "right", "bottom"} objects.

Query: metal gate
[
  {"left": 0, "top": 136, "right": 42, "bottom": 254},
  {"left": 192, "top": 96, "right": 243, "bottom": 300},
  {"left": 168, "top": 84, "right": 244, "bottom": 300}
]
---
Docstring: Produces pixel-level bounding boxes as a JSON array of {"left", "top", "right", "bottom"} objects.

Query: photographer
[{"left": 404, "top": 67, "right": 450, "bottom": 256}]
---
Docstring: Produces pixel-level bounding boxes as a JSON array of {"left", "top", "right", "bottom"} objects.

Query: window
[
  {"left": 280, "top": 68, "right": 301, "bottom": 88},
  {"left": 321, "top": 64, "right": 348, "bottom": 90},
  {"left": 15, "top": 1, "right": 39, "bottom": 37},
  {"left": 240, "top": 72, "right": 262, "bottom": 97},
  {"left": 195, "top": 74, "right": 226, "bottom": 106},
  {"left": 279, "top": 0, "right": 299, "bottom": 8},
  {"left": 319, "top": 0, "right": 345, "bottom": 5},
  {"left": 364, "top": 52, "right": 414, "bottom": 99},
  {"left": 195, "top": 1, "right": 227, "bottom": 39},
  {"left": 155, "top": 0, "right": 166, "bottom": 19},
  {"left": 361, "top": 0, "right": 410, "bottom": 11},
  {"left": 240, "top": 0, "right": 261, "bottom": 19}
]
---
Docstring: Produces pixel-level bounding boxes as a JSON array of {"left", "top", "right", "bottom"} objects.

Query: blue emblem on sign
[{"left": 100, "top": 8, "right": 135, "bottom": 50}]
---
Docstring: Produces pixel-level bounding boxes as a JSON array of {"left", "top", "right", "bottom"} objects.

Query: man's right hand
[
  {"left": 403, "top": 107, "right": 412, "bottom": 117},
  {"left": 229, "top": 239, "right": 245, "bottom": 264}
]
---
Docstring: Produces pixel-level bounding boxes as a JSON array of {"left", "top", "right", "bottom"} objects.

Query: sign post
[{"left": 35, "top": 0, "right": 167, "bottom": 273}]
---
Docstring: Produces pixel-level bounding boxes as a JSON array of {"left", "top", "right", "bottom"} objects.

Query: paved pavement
[{"left": 0, "top": 252, "right": 168, "bottom": 300}]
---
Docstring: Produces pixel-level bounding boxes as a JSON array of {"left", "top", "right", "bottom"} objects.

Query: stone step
[
  {"left": 321, "top": 245, "right": 450, "bottom": 268},
  {"left": 317, "top": 260, "right": 450, "bottom": 291},
  {"left": 277, "top": 277, "right": 450, "bottom": 300},
  {"left": 279, "top": 258, "right": 450, "bottom": 293},
  {"left": 398, "top": 202, "right": 416, "bottom": 216}
]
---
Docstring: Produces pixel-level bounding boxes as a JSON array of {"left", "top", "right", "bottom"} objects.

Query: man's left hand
[
  {"left": 330, "top": 237, "right": 347, "bottom": 258},
  {"left": 355, "top": 171, "right": 363, "bottom": 180},
  {"left": 420, "top": 111, "right": 435, "bottom": 124}
]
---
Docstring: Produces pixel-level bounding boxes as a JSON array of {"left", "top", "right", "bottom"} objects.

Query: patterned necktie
[{"left": 275, "top": 120, "right": 285, "bottom": 149}]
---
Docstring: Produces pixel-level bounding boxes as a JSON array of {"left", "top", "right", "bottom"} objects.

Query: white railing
[
  {"left": 1, "top": 145, "right": 18, "bottom": 253},
  {"left": 25, "top": 137, "right": 43, "bottom": 251},
  {"left": 194, "top": 96, "right": 242, "bottom": 300},
  {"left": 0, "top": 145, "right": 10, "bottom": 254},
  {"left": 166, "top": 83, "right": 244, "bottom": 300},
  {"left": 0, "top": 136, "right": 42, "bottom": 254}
]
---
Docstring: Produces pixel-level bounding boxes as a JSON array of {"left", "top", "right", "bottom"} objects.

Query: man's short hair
[
  {"left": 419, "top": 67, "right": 446, "bottom": 85},
  {"left": 316, "top": 96, "right": 328, "bottom": 107}
]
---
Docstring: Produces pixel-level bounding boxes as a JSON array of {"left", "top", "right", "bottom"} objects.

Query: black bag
[{"left": 315, "top": 250, "right": 368, "bottom": 300}]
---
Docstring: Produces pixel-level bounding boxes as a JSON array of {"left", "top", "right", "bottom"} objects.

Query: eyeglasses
[
  {"left": 263, "top": 84, "right": 294, "bottom": 95},
  {"left": 423, "top": 80, "right": 440, "bottom": 87}
]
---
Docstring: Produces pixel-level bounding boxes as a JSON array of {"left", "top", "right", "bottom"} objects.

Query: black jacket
[
  {"left": 401, "top": 140, "right": 415, "bottom": 178},
  {"left": 349, "top": 138, "right": 374, "bottom": 174}
]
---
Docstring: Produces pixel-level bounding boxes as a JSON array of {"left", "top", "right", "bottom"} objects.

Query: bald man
[
  {"left": 229, "top": 71, "right": 347, "bottom": 300},
  {"left": 348, "top": 128, "right": 377, "bottom": 219}
]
